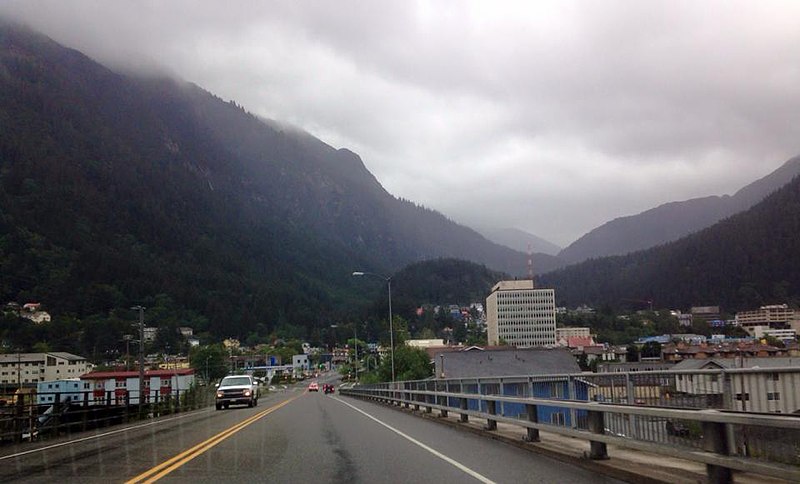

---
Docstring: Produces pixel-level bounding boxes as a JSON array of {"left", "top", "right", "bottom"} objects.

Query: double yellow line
[{"left": 126, "top": 395, "right": 299, "bottom": 483}]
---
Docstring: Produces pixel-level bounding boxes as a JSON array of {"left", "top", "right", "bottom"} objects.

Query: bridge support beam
[
  {"left": 485, "top": 400, "right": 497, "bottom": 431},
  {"left": 524, "top": 403, "right": 540, "bottom": 442},
  {"left": 703, "top": 421, "right": 732, "bottom": 484},
  {"left": 587, "top": 410, "right": 608, "bottom": 460}
]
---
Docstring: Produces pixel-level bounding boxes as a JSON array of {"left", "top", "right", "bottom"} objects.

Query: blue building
[{"left": 434, "top": 347, "right": 587, "bottom": 427}]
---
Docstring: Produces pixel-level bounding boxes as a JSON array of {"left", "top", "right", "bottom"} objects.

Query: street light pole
[
  {"left": 353, "top": 323, "right": 359, "bottom": 382},
  {"left": 131, "top": 305, "right": 146, "bottom": 404},
  {"left": 352, "top": 271, "right": 395, "bottom": 383}
]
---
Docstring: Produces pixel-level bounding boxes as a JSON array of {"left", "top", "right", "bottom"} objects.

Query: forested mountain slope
[{"left": 0, "top": 22, "right": 555, "bottom": 339}]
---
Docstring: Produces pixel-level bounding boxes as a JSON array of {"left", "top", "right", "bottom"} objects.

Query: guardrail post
[
  {"left": 485, "top": 400, "right": 497, "bottom": 431},
  {"left": 703, "top": 421, "right": 732, "bottom": 483},
  {"left": 626, "top": 373, "right": 638, "bottom": 439},
  {"left": 54, "top": 393, "right": 62, "bottom": 434},
  {"left": 124, "top": 391, "right": 130, "bottom": 423},
  {"left": 524, "top": 403, "right": 540, "bottom": 442},
  {"left": 14, "top": 395, "right": 24, "bottom": 443},
  {"left": 587, "top": 410, "right": 608, "bottom": 460},
  {"left": 82, "top": 391, "right": 89, "bottom": 431},
  {"left": 460, "top": 397, "right": 468, "bottom": 423}
]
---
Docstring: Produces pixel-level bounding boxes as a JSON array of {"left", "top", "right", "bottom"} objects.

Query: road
[{"left": 0, "top": 377, "right": 623, "bottom": 483}]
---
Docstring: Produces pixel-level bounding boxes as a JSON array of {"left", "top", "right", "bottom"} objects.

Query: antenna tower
[{"left": 527, "top": 243, "right": 534, "bottom": 287}]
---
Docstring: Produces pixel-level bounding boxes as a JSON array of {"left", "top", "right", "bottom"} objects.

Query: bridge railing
[
  {"left": 341, "top": 368, "right": 800, "bottom": 483},
  {"left": 0, "top": 385, "right": 215, "bottom": 443}
]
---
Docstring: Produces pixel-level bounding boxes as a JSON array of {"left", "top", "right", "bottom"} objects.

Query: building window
[
  {"left": 115, "top": 380, "right": 126, "bottom": 388},
  {"left": 770, "top": 373, "right": 780, "bottom": 382},
  {"left": 735, "top": 393, "right": 750, "bottom": 401},
  {"left": 767, "top": 392, "right": 781, "bottom": 401}
]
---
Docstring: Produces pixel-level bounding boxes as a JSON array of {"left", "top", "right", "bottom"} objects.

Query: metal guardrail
[
  {"left": 342, "top": 368, "right": 800, "bottom": 483},
  {"left": 0, "top": 386, "right": 215, "bottom": 443}
]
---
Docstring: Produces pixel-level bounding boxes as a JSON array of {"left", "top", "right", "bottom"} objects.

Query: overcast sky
[{"left": 2, "top": 1, "right": 800, "bottom": 246}]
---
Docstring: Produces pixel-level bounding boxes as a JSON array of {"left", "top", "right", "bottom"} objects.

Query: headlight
[
  {"left": 243, "top": 390, "right": 251, "bottom": 396},
  {"left": 216, "top": 392, "right": 223, "bottom": 398}
]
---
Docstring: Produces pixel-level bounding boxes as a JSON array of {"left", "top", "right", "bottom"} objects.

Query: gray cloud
[{"left": 2, "top": 0, "right": 799, "bottom": 246}]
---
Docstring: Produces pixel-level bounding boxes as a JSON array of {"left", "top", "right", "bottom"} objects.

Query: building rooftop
[
  {"left": 81, "top": 369, "right": 194, "bottom": 379},
  {"left": 435, "top": 347, "right": 580, "bottom": 378}
]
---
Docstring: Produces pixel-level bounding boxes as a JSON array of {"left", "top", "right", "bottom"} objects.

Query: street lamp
[{"left": 352, "top": 271, "right": 394, "bottom": 383}]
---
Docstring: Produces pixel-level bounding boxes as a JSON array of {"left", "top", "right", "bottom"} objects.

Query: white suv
[{"left": 215, "top": 375, "right": 259, "bottom": 410}]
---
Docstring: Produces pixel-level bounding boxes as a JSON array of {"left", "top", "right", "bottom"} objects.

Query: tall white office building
[{"left": 486, "top": 280, "right": 556, "bottom": 347}]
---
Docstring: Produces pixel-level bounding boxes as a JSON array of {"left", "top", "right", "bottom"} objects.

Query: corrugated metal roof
[{"left": 436, "top": 347, "right": 580, "bottom": 378}]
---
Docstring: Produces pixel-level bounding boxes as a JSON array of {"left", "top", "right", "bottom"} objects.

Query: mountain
[
  {"left": 540, "top": 173, "right": 800, "bottom": 312},
  {"left": 0, "top": 21, "right": 562, "bottom": 341},
  {"left": 559, "top": 155, "right": 800, "bottom": 263},
  {"left": 477, "top": 227, "right": 562, "bottom": 256}
]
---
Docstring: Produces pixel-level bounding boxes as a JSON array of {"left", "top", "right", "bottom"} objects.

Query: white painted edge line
[
  {"left": 333, "top": 396, "right": 496, "bottom": 484},
  {"left": 0, "top": 407, "right": 211, "bottom": 461}
]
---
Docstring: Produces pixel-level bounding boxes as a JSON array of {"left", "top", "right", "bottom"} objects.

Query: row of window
[
  {"left": 735, "top": 392, "right": 781, "bottom": 401},
  {"left": 114, "top": 379, "right": 173, "bottom": 387},
  {"left": 679, "top": 373, "right": 781, "bottom": 382}
]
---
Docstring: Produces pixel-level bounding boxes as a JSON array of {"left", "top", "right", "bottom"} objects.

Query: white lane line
[
  {"left": 333, "top": 397, "right": 496, "bottom": 484},
  {"left": 0, "top": 408, "right": 211, "bottom": 461}
]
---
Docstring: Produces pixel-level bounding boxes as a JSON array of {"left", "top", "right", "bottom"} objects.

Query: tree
[
  {"left": 377, "top": 345, "right": 432, "bottom": 382},
  {"left": 640, "top": 341, "right": 663, "bottom": 359},
  {"left": 189, "top": 344, "right": 229, "bottom": 381},
  {"left": 626, "top": 344, "right": 640, "bottom": 362}
]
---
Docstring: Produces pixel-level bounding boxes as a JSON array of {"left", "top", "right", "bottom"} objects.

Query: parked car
[{"left": 216, "top": 375, "right": 258, "bottom": 410}]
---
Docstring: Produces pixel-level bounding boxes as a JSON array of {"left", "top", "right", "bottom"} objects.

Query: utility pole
[
  {"left": 354, "top": 323, "right": 359, "bottom": 382},
  {"left": 132, "top": 306, "right": 146, "bottom": 404}
]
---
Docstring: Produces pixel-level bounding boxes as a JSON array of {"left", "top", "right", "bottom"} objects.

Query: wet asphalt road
[{"left": 0, "top": 376, "right": 623, "bottom": 484}]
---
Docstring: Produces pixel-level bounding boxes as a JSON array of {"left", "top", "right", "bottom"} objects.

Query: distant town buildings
[
  {"left": 0, "top": 352, "right": 92, "bottom": 386},
  {"left": 486, "top": 280, "right": 556, "bottom": 347},
  {"left": 735, "top": 304, "right": 799, "bottom": 338},
  {"left": 691, "top": 305, "right": 721, "bottom": 322}
]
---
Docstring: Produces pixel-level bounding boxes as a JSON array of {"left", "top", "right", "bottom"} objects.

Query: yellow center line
[{"left": 125, "top": 394, "right": 300, "bottom": 484}]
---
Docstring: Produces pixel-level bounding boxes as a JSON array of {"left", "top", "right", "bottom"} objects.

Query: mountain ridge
[
  {"left": 559, "top": 155, "right": 800, "bottom": 263},
  {"left": 0, "top": 21, "right": 562, "bottom": 341},
  {"left": 541, "top": 172, "right": 800, "bottom": 312}
]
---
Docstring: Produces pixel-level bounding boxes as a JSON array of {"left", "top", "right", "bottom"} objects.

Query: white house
[
  {"left": 36, "top": 379, "right": 90, "bottom": 405},
  {"left": 80, "top": 369, "right": 195, "bottom": 405}
]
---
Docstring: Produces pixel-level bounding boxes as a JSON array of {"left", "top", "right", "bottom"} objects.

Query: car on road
[
  {"left": 323, "top": 384, "right": 335, "bottom": 394},
  {"left": 308, "top": 382, "right": 319, "bottom": 392},
  {"left": 216, "top": 375, "right": 259, "bottom": 410}
]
